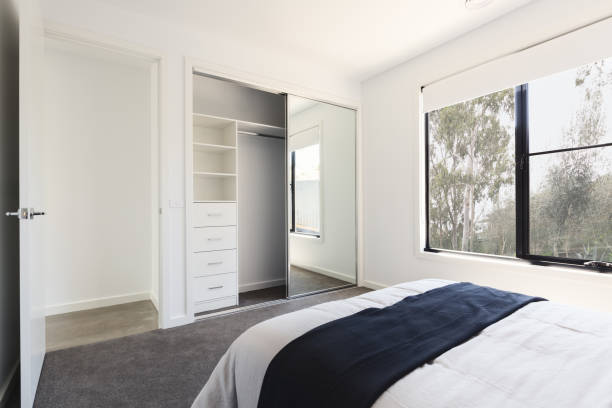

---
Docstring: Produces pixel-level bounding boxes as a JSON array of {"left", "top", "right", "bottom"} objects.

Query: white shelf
[
  {"left": 194, "top": 171, "right": 236, "bottom": 178},
  {"left": 193, "top": 115, "right": 237, "bottom": 147},
  {"left": 192, "top": 113, "right": 237, "bottom": 203},
  {"left": 237, "top": 120, "right": 285, "bottom": 138},
  {"left": 193, "top": 142, "right": 236, "bottom": 153},
  {"left": 193, "top": 113, "right": 235, "bottom": 129}
]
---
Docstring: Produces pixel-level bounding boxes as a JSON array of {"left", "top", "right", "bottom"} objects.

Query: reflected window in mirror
[{"left": 290, "top": 127, "right": 321, "bottom": 238}]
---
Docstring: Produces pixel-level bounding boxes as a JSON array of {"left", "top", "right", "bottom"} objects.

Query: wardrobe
[
  {"left": 188, "top": 73, "right": 287, "bottom": 314},
  {"left": 187, "top": 71, "right": 358, "bottom": 316}
]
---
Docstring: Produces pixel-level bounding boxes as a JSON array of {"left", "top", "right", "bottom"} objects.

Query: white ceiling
[{"left": 95, "top": 0, "right": 535, "bottom": 81}]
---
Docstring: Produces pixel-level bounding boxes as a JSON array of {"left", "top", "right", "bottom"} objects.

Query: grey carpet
[
  {"left": 239, "top": 285, "right": 286, "bottom": 306},
  {"left": 34, "top": 287, "right": 370, "bottom": 408}
]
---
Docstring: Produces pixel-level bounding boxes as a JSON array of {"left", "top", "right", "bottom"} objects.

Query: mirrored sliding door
[{"left": 287, "top": 95, "right": 356, "bottom": 297}]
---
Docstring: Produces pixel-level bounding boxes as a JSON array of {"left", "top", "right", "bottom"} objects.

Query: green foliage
[
  {"left": 530, "top": 62, "right": 612, "bottom": 261},
  {"left": 531, "top": 174, "right": 612, "bottom": 261},
  {"left": 428, "top": 89, "right": 515, "bottom": 254}
]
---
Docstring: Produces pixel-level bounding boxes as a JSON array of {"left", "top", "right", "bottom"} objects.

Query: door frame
[
  {"left": 42, "top": 23, "right": 170, "bottom": 329},
  {"left": 184, "top": 56, "right": 363, "bottom": 319}
]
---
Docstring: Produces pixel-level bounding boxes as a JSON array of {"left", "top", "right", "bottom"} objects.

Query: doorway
[{"left": 41, "top": 37, "right": 161, "bottom": 351}]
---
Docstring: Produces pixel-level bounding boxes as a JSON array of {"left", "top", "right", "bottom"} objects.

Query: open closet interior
[
  {"left": 190, "top": 74, "right": 287, "bottom": 314},
  {"left": 189, "top": 72, "right": 359, "bottom": 316}
]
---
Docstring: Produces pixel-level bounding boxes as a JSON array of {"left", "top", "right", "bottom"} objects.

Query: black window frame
[
  {"left": 289, "top": 148, "right": 321, "bottom": 238},
  {"left": 424, "top": 84, "right": 612, "bottom": 273}
]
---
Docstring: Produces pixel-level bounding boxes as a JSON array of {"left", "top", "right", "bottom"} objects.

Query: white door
[{"left": 17, "top": 0, "right": 46, "bottom": 406}]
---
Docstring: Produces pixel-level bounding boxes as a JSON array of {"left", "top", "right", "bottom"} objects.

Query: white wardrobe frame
[
  {"left": 42, "top": 24, "right": 169, "bottom": 328},
  {"left": 184, "top": 57, "right": 364, "bottom": 319}
]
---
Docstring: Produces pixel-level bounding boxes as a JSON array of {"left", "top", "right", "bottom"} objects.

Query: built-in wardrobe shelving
[
  {"left": 190, "top": 113, "right": 285, "bottom": 314},
  {"left": 191, "top": 114, "right": 239, "bottom": 313},
  {"left": 193, "top": 114, "right": 237, "bottom": 202}
]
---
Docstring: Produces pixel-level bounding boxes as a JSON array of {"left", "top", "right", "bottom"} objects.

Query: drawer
[
  {"left": 193, "top": 226, "right": 236, "bottom": 252},
  {"left": 194, "top": 296, "right": 237, "bottom": 314},
  {"left": 193, "top": 202, "right": 236, "bottom": 227},
  {"left": 193, "top": 249, "right": 236, "bottom": 277},
  {"left": 194, "top": 273, "right": 236, "bottom": 302}
]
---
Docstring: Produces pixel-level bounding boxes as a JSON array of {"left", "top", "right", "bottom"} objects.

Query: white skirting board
[
  {"left": 239, "top": 278, "right": 286, "bottom": 293},
  {"left": 291, "top": 263, "right": 356, "bottom": 284},
  {"left": 150, "top": 292, "right": 159, "bottom": 311},
  {"left": 361, "top": 279, "right": 387, "bottom": 291},
  {"left": 44, "top": 291, "right": 152, "bottom": 316}
]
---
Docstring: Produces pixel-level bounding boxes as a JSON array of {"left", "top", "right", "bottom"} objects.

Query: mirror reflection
[{"left": 287, "top": 95, "right": 357, "bottom": 296}]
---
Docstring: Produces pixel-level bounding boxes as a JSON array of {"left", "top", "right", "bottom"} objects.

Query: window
[
  {"left": 426, "top": 58, "right": 612, "bottom": 271},
  {"left": 523, "top": 60, "right": 612, "bottom": 265},
  {"left": 427, "top": 88, "right": 516, "bottom": 256},
  {"left": 290, "top": 127, "right": 321, "bottom": 237}
]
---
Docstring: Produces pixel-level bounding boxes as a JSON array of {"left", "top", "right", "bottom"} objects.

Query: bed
[{"left": 192, "top": 279, "right": 612, "bottom": 408}]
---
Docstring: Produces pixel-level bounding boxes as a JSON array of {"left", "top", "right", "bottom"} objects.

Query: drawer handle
[
  {"left": 207, "top": 261, "right": 223, "bottom": 265},
  {"left": 208, "top": 285, "right": 224, "bottom": 290},
  {"left": 207, "top": 237, "right": 222, "bottom": 241},
  {"left": 207, "top": 213, "right": 222, "bottom": 216}
]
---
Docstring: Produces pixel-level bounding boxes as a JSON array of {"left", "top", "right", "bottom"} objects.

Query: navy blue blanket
[{"left": 257, "top": 282, "right": 545, "bottom": 408}]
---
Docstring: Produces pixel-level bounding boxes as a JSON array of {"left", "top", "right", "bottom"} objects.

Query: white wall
[
  {"left": 362, "top": 0, "right": 612, "bottom": 313},
  {"left": 289, "top": 102, "right": 356, "bottom": 283},
  {"left": 41, "top": 0, "right": 360, "bottom": 326},
  {"left": 0, "top": 0, "right": 20, "bottom": 402},
  {"left": 42, "top": 39, "right": 155, "bottom": 315}
]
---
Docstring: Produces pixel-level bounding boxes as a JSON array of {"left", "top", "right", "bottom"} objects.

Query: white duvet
[{"left": 193, "top": 279, "right": 612, "bottom": 408}]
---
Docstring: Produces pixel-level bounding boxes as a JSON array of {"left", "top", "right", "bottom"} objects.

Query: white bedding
[{"left": 192, "top": 279, "right": 612, "bottom": 408}]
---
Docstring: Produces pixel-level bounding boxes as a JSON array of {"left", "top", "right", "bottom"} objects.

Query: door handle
[{"left": 5, "top": 208, "right": 45, "bottom": 220}]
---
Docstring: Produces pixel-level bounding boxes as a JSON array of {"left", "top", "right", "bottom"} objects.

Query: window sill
[{"left": 418, "top": 248, "right": 612, "bottom": 277}]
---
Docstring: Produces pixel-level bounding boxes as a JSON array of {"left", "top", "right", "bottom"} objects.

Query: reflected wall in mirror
[{"left": 287, "top": 95, "right": 356, "bottom": 297}]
